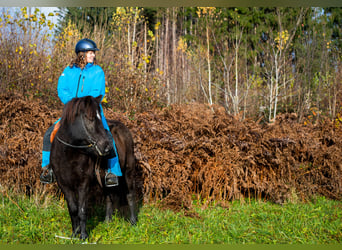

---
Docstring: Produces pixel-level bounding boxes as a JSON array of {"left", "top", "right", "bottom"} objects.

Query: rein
[{"left": 56, "top": 136, "right": 94, "bottom": 149}]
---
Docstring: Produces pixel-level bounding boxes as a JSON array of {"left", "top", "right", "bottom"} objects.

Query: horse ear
[{"left": 95, "top": 95, "right": 103, "bottom": 104}]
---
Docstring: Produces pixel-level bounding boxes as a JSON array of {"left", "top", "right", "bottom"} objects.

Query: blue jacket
[
  {"left": 57, "top": 63, "right": 109, "bottom": 130},
  {"left": 58, "top": 63, "right": 105, "bottom": 104}
]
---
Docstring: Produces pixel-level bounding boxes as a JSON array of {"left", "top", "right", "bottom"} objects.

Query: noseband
[{"left": 56, "top": 114, "right": 106, "bottom": 156}]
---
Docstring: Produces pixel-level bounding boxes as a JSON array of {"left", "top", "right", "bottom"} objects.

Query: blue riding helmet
[{"left": 75, "top": 38, "right": 99, "bottom": 54}]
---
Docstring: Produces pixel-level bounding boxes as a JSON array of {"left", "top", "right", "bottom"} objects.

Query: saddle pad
[{"left": 50, "top": 121, "right": 61, "bottom": 143}]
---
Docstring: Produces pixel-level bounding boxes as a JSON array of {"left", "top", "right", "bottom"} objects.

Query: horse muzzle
[
  {"left": 93, "top": 136, "right": 115, "bottom": 158},
  {"left": 96, "top": 143, "right": 114, "bottom": 157}
]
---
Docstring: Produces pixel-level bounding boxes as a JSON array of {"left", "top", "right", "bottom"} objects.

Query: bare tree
[{"left": 262, "top": 7, "right": 307, "bottom": 121}]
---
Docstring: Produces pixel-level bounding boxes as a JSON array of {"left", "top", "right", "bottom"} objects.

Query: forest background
[{"left": 1, "top": 7, "right": 341, "bottom": 123}]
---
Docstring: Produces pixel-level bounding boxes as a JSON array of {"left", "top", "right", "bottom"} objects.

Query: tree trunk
[{"left": 206, "top": 25, "right": 212, "bottom": 105}]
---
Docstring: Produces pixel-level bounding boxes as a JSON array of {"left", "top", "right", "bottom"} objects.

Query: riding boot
[
  {"left": 105, "top": 172, "right": 119, "bottom": 187},
  {"left": 40, "top": 165, "right": 56, "bottom": 184}
]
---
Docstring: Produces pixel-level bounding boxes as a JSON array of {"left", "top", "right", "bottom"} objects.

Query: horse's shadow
[{"left": 85, "top": 184, "right": 143, "bottom": 235}]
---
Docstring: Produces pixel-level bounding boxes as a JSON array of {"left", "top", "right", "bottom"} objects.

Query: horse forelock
[{"left": 61, "top": 97, "right": 98, "bottom": 125}]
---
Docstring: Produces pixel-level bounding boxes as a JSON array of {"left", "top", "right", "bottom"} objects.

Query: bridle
[{"left": 56, "top": 113, "right": 106, "bottom": 156}]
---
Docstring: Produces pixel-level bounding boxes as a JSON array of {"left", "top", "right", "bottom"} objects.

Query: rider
[{"left": 40, "top": 38, "right": 122, "bottom": 187}]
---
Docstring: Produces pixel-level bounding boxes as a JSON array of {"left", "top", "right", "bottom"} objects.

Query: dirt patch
[{"left": 1, "top": 93, "right": 341, "bottom": 211}]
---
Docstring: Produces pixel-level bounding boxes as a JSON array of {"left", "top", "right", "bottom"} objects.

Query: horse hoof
[
  {"left": 130, "top": 216, "right": 137, "bottom": 226},
  {"left": 72, "top": 232, "right": 80, "bottom": 239},
  {"left": 80, "top": 232, "right": 88, "bottom": 240}
]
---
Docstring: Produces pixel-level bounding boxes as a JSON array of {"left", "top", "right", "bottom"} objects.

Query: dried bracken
[
  {"left": 0, "top": 93, "right": 60, "bottom": 195},
  {"left": 1, "top": 94, "right": 341, "bottom": 211}
]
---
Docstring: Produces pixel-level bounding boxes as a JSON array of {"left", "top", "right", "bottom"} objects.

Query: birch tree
[{"left": 261, "top": 7, "right": 307, "bottom": 121}]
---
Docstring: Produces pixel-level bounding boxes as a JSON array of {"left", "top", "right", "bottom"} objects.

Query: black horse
[{"left": 50, "top": 95, "right": 137, "bottom": 239}]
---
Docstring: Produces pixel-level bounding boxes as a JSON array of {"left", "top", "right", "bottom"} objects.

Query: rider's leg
[
  {"left": 99, "top": 105, "right": 122, "bottom": 187},
  {"left": 107, "top": 137, "right": 122, "bottom": 176},
  {"left": 40, "top": 123, "right": 56, "bottom": 184},
  {"left": 104, "top": 135, "right": 122, "bottom": 187}
]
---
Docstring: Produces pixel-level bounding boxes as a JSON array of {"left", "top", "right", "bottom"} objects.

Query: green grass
[{"left": 0, "top": 190, "right": 341, "bottom": 244}]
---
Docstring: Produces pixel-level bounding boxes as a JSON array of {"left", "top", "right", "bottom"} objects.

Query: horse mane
[{"left": 60, "top": 96, "right": 98, "bottom": 125}]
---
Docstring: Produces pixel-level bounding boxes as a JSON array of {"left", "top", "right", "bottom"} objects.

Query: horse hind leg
[
  {"left": 105, "top": 194, "right": 116, "bottom": 222},
  {"left": 126, "top": 192, "right": 137, "bottom": 225},
  {"left": 125, "top": 157, "right": 137, "bottom": 225}
]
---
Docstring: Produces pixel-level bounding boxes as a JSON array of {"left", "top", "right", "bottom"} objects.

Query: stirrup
[
  {"left": 105, "top": 173, "right": 119, "bottom": 187},
  {"left": 40, "top": 166, "right": 56, "bottom": 184}
]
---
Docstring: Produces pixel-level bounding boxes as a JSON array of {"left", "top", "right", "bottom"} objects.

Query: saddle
[{"left": 50, "top": 121, "right": 61, "bottom": 143}]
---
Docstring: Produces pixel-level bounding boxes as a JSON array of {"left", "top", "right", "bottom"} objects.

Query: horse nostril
[{"left": 104, "top": 144, "right": 112, "bottom": 154}]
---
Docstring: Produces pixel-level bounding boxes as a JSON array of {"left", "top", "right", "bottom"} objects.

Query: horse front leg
[
  {"left": 63, "top": 190, "right": 81, "bottom": 237},
  {"left": 77, "top": 185, "right": 89, "bottom": 240}
]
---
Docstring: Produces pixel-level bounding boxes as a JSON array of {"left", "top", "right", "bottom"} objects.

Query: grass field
[{"left": 0, "top": 189, "right": 341, "bottom": 244}]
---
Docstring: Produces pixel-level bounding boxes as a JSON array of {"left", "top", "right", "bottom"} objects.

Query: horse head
[{"left": 58, "top": 95, "right": 113, "bottom": 157}]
